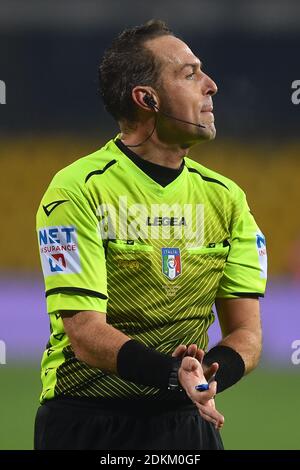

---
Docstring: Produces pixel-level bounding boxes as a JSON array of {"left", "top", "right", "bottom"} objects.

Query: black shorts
[{"left": 34, "top": 397, "right": 224, "bottom": 450}]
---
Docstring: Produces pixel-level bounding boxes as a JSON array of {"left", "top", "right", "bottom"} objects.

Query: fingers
[
  {"left": 198, "top": 405, "right": 224, "bottom": 431},
  {"left": 196, "top": 402, "right": 225, "bottom": 430},
  {"left": 205, "top": 362, "right": 219, "bottom": 380},
  {"left": 208, "top": 380, "right": 217, "bottom": 397},
  {"left": 194, "top": 348, "right": 205, "bottom": 364},
  {"left": 181, "top": 356, "right": 199, "bottom": 372},
  {"left": 193, "top": 381, "right": 223, "bottom": 430},
  {"left": 172, "top": 344, "right": 206, "bottom": 364},
  {"left": 172, "top": 344, "right": 187, "bottom": 358},
  {"left": 186, "top": 344, "right": 197, "bottom": 357},
  {"left": 185, "top": 344, "right": 205, "bottom": 363}
]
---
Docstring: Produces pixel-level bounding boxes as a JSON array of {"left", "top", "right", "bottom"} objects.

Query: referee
[{"left": 34, "top": 20, "right": 267, "bottom": 450}]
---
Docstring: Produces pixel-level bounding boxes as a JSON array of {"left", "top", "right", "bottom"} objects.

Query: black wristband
[
  {"left": 117, "top": 339, "right": 180, "bottom": 389},
  {"left": 203, "top": 345, "right": 245, "bottom": 393}
]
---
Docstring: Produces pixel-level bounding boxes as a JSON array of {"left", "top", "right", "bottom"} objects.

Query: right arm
[{"left": 61, "top": 309, "right": 130, "bottom": 373}]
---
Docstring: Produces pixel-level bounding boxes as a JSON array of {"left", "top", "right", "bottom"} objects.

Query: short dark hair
[{"left": 98, "top": 19, "right": 173, "bottom": 123}]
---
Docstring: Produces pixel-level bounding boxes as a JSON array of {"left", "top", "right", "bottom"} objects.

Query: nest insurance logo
[{"left": 0, "top": 80, "right": 6, "bottom": 104}]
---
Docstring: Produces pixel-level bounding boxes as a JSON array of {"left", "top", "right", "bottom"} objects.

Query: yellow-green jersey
[{"left": 36, "top": 136, "right": 267, "bottom": 403}]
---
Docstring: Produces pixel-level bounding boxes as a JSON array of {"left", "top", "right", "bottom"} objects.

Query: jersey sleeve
[
  {"left": 36, "top": 186, "right": 108, "bottom": 314},
  {"left": 216, "top": 188, "right": 267, "bottom": 299}
]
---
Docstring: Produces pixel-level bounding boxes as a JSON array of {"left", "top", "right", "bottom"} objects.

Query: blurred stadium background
[{"left": 0, "top": 0, "right": 300, "bottom": 450}]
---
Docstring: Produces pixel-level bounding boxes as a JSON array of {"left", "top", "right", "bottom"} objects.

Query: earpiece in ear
[{"left": 143, "top": 95, "right": 157, "bottom": 108}]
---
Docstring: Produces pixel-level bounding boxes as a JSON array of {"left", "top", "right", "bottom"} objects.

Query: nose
[{"left": 202, "top": 73, "right": 218, "bottom": 96}]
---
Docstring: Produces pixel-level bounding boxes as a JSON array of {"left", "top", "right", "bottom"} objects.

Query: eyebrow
[{"left": 180, "top": 61, "right": 203, "bottom": 71}]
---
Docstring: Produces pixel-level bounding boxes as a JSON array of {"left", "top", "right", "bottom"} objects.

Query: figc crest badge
[{"left": 161, "top": 248, "right": 181, "bottom": 280}]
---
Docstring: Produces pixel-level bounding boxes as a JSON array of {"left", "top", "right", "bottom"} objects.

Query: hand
[
  {"left": 172, "top": 344, "right": 224, "bottom": 430},
  {"left": 172, "top": 343, "right": 220, "bottom": 382},
  {"left": 172, "top": 343, "right": 205, "bottom": 362},
  {"left": 172, "top": 343, "right": 219, "bottom": 382},
  {"left": 196, "top": 397, "right": 224, "bottom": 430}
]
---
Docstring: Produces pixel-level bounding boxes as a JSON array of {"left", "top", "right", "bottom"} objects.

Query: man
[{"left": 34, "top": 20, "right": 267, "bottom": 450}]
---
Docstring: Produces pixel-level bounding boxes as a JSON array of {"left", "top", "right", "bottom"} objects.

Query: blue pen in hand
[
  {"left": 195, "top": 375, "right": 216, "bottom": 392},
  {"left": 195, "top": 383, "right": 209, "bottom": 391}
]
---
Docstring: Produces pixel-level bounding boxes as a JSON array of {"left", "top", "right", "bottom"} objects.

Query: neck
[{"left": 120, "top": 127, "right": 188, "bottom": 170}]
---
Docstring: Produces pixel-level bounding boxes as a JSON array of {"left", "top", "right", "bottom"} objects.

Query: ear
[{"left": 132, "top": 86, "right": 158, "bottom": 111}]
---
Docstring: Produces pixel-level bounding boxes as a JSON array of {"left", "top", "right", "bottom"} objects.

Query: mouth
[
  {"left": 201, "top": 105, "right": 213, "bottom": 113},
  {"left": 200, "top": 104, "right": 214, "bottom": 126}
]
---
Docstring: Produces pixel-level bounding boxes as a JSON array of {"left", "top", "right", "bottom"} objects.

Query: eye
[{"left": 186, "top": 72, "right": 196, "bottom": 80}]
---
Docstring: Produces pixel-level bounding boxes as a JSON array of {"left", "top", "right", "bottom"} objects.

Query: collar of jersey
[{"left": 111, "top": 136, "right": 188, "bottom": 194}]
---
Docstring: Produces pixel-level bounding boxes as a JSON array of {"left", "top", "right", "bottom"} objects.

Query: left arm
[
  {"left": 204, "top": 185, "right": 266, "bottom": 388},
  {"left": 215, "top": 297, "right": 262, "bottom": 374}
]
